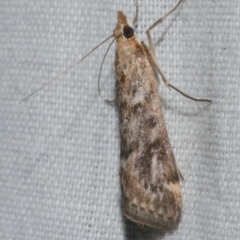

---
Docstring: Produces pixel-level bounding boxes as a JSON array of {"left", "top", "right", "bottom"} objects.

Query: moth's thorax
[{"left": 114, "top": 11, "right": 144, "bottom": 77}]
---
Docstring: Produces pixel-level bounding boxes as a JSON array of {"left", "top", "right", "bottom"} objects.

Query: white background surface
[{"left": 1, "top": 0, "right": 239, "bottom": 239}]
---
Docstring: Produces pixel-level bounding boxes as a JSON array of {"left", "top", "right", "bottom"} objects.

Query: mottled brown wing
[{"left": 115, "top": 11, "right": 181, "bottom": 230}]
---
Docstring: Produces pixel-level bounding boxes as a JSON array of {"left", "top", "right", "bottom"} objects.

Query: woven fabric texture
[{"left": 1, "top": 0, "right": 239, "bottom": 239}]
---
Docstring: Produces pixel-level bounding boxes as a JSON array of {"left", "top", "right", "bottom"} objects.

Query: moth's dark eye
[{"left": 123, "top": 26, "right": 134, "bottom": 39}]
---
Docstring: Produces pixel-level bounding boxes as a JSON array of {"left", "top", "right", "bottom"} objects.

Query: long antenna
[
  {"left": 20, "top": 34, "right": 114, "bottom": 104},
  {"left": 98, "top": 37, "right": 116, "bottom": 95}
]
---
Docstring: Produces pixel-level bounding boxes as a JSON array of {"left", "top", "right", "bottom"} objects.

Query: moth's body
[{"left": 114, "top": 12, "right": 181, "bottom": 230}]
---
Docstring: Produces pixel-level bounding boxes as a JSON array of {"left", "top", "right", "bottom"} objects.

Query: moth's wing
[
  {"left": 119, "top": 52, "right": 182, "bottom": 230},
  {"left": 121, "top": 134, "right": 182, "bottom": 230}
]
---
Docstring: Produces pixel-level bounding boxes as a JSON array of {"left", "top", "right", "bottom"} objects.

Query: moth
[
  {"left": 21, "top": 0, "right": 210, "bottom": 230},
  {"left": 114, "top": 0, "right": 210, "bottom": 230},
  {"left": 115, "top": 2, "right": 183, "bottom": 230}
]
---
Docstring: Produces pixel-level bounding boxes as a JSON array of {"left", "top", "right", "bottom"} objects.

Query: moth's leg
[
  {"left": 142, "top": 42, "right": 211, "bottom": 103},
  {"left": 143, "top": 0, "right": 211, "bottom": 103},
  {"left": 105, "top": 98, "right": 117, "bottom": 104},
  {"left": 178, "top": 169, "right": 184, "bottom": 181},
  {"left": 147, "top": 0, "right": 183, "bottom": 56},
  {"left": 142, "top": 42, "right": 168, "bottom": 86},
  {"left": 146, "top": 0, "right": 184, "bottom": 86}
]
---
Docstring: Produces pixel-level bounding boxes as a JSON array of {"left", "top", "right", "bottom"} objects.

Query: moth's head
[{"left": 114, "top": 11, "right": 135, "bottom": 41}]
